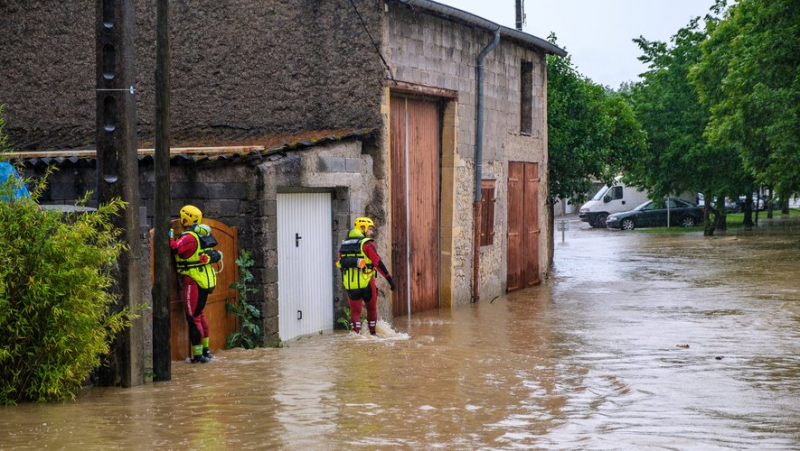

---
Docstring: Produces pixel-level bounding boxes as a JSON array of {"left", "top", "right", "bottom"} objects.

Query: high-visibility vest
[
  {"left": 175, "top": 231, "right": 217, "bottom": 290},
  {"left": 336, "top": 229, "right": 375, "bottom": 290}
]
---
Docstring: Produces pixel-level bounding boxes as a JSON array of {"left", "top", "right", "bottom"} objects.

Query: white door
[{"left": 277, "top": 193, "right": 334, "bottom": 341}]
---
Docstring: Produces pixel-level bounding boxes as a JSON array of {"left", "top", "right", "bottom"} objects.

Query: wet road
[{"left": 2, "top": 217, "right": 799, "bottom": 449}]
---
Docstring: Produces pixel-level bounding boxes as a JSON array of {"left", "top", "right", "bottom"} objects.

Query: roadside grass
[{"left": 634, "top": 208, "right": 799, "bottom": 234}]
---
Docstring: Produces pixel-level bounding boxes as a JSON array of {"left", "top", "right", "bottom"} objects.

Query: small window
[
  {"left": 480, "top": 180, "right": 496, "bottom": 246},
  {"left": 610, "top": 186, "right": 623, "bottom": 200},
  {"left": 520, "top": 61, "right": 533, "bottom": 135}
]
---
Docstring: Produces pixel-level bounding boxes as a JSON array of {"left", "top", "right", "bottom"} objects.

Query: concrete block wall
[{"left": 385, "top": 4, "right": 549, "bottom": 301}]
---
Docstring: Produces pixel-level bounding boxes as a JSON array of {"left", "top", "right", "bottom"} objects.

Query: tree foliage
[
  {"left": 546, "top": 36, "right": 645, "bottom": 204},
  {"left": 692, "top": 0, "right": 800, "bottom": 196},
  {"left": 627, "top": 19, "right": 723, "bottom": 198},
  {"left": 627, "top": 12, "right": 761, "bottom": 234}
]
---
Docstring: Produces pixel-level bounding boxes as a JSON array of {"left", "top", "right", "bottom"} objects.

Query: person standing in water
[
  {"left": 170, "top": 205, "right": 221, "bottom": 362},
  {"left": 336, "top": 217, "right": 396, "bottom": 335}
]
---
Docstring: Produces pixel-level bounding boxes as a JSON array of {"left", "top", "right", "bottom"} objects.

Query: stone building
[{"left": 1, "top": 0, "right": 564, "bottom": 355}]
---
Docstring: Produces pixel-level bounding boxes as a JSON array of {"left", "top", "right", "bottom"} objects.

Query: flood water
[{"left": 2, "top": 217, "right": 800, "bottom": 450}]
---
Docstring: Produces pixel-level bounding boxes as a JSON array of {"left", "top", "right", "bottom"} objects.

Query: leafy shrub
[
  {"left": 336, "top": 306, "right": 352, "bottom": 331},
  {"left": 226, "top": 249, "right": 263, "bottom": 349},
  {"left": 0, "top": 168, "right": 132, "bottom": 404}
]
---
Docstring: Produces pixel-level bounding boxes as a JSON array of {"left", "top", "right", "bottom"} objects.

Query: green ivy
[
  {"left": 225, "top": 249, "right": 263, "bottom": 349},
  {"left": 0, "top": 166, "right": 132, "bottom": 404},
  {"left": 336, "top": 306, "right": 352, "bottom": 331}
]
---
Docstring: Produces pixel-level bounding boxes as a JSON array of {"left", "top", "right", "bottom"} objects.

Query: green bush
[{"left": 0, "top": 169, "right": 132, "bottom": 405}]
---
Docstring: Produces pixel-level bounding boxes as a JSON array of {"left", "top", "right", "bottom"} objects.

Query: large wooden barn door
[
  {"left": 507, "top": 161, "right": 540, "bottom": 292},
  {"left": 390, "top": 95, "right": 440, "bottom": 316},
  {"left": 150, "top": 218, "right": 239, "bottom": 361},
  {"left": 277, "top": 192, "right": 334, "bottom": 341}
]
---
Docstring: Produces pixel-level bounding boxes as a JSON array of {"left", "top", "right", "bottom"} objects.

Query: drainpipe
[{"left": 472, "top": 30, "right": 500, "bottom": 303}]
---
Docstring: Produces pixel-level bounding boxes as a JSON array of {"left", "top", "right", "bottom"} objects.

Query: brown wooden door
[
  {"left": 507, "top": 161, "right": 540, "bottom": 292},
  {"left": 524, "top": 163, "right": 540, "bottom": 287},
  {"left": 390, "top": 95, "right": 440, "bottom": 316},
  {"left": 151, "top": 218, "right": 238, "bottom": 361}
]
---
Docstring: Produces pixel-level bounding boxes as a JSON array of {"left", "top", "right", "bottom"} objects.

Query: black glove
[{"left": 386, "top": 275, "right": 396, "bottom": 291}]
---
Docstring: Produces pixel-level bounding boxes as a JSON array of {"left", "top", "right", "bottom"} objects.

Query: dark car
[{"left": 606, "top": 199, "right": 704, "bottom": 230}]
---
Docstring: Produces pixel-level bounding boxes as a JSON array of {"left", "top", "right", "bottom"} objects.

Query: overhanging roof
[
  {"left": 10, "top": 128, "right": 375, "bottom": 167},
  {"left": 395, "top": 0, "right": 567, "bottom": 57}
]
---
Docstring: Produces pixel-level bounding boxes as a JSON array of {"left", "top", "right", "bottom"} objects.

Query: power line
[{"left": 348, "top": 0, "right": 395, "bottom": 82}]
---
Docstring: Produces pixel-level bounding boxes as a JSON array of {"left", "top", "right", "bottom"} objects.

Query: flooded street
[{"left": 2, "top": 218, "right": 800, "bottom": 450}]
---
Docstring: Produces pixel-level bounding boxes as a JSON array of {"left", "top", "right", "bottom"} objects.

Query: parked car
[
  {"left": 725, "top": 198, "right": 742, "bottom": 213},
  {"left": 606, "top": 198, "right": 704, "bottom": 230}
]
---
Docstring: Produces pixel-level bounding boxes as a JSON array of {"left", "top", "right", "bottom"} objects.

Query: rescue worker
[
  {"left": 336, "top": 217, "right": 396, "bottom": 335},
  {"left": 169, "top": 205, "right": 217, "bottom": 363}
]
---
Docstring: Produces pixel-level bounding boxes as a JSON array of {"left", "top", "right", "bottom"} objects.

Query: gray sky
[{"left": 434, "top": 0, "right": 717, "bottom": 88}]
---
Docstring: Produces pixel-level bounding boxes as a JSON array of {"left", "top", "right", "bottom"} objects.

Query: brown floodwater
[{"left": 2, "top": 217, "right": 799, "bottom": 449}]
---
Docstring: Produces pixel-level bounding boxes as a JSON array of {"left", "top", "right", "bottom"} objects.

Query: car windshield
[{"left": 591, "top": 185, "right": 609, "bottom": 201}]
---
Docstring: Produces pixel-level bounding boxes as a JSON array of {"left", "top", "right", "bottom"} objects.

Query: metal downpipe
[{"left": 472, "top": 30, "right": 500, "bottom": 303}]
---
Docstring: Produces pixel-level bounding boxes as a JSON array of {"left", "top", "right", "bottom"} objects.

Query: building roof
[
  {"left": 394, "top": 0, "right": 567, "bottom": 57},
  {"left": 10, "top": 128, "right": 375, "bottom": 167}
]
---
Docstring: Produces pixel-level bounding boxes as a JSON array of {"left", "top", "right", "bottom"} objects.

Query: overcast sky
[{"left": 434, "top": 0, "right": 717, "bottom": 88}]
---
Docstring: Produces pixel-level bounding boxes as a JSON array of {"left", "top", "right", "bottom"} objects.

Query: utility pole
[
  {"left": 515, "top": 0, "right": 525, "bottom": 31},
  {"left": 96, "top": 0, "right": 143, "bottom": 387},
  {"left": 153, "top": 0, "right": 172, "bottom": 381}
]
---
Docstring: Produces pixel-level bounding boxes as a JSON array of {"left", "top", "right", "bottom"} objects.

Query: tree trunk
[
  {"left": 703, "top": 198, "right": 715, "bottom": 236},
  {"left": 716, "top": 212, "right": 727, "bottom": 231},
  {"left": 547, "top": 199, "right": 555, "bottom": 270},
  {"left": 766, "top": 187, "right": 774, "bottom": 219},
  {"left": 743, "top": 196, "right": 754, "bottom": 230}
]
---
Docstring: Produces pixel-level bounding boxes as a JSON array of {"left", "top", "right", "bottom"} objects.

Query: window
[
  {"left": 609, "top": 186, "right": 623, "bottom": 200},
  {"left": 480, "top": 180, "right": 496, "bottom": 246},
  {"left": 520, "top": 61, "right": 533, "bottom": 135}
]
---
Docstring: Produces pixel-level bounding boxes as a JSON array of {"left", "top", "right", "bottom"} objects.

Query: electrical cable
[{"left": 347, "top": 0, "right": 395, "bottom": 81}]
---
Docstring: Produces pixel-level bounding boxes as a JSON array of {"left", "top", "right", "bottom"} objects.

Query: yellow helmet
[
  {"left": 180, "top": 205, "right": 203, "bottom": 227},
  {"left": 354, "top": 216, "right": 374, "bottom": 233}
]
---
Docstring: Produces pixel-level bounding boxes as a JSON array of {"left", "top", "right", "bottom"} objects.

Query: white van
[{"left": 579, "top": 178, "right": 649, "bottom": 228}]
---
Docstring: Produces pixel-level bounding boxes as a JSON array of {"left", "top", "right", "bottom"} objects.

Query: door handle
[{"left": 295, "top": 233, "right": 302, "bottom": 247}]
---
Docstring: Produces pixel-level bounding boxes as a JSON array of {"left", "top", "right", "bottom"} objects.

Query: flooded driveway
[{"left": 2, "top": 218, "right": 799, "bottom": 449}]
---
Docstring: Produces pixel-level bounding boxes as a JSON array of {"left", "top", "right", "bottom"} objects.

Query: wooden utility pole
[
  {"left": 516, "top": 0, "right": 525, "bottom": 31},
  {"left": 152, "top": 0, "right": 172, "bottom": 381},
  {"left": 96, "top": 0, "right": 143, "bottom": 387}
]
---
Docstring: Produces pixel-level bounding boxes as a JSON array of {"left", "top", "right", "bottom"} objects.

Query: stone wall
[
  {"left": 20, "top": 136, "right": 379, "bottom": 345},
  {"left": 255, "top": 140, "right": 387, "bottom": 343},
  {"left": 385, "top": 4, "right": 549, "bottom": 302},
  {"left": 0, "top": 0, "right": 385, "bottom": 150}
]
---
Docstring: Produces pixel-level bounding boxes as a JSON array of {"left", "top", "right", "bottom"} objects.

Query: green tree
[
  {"left": 546, "top": 35, "right": 645, "bottom": 254},
  {"left": 629, "top": 16, "right": 750, "bottom": 234},
  {"left": 692, "top": 0, "right": 800, "bottom": 211}
]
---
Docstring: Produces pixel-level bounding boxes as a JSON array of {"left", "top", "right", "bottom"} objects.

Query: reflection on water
[{"left": 2, "top": 218, "right": 799, "bottom": 449}]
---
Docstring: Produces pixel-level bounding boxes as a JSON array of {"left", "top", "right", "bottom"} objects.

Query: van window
[
  {"left": 607, "top": 186, "right": 623, "bottom": 201},
  {"left": 591, "top": 185, "right": 609, "bottom": 201}
]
